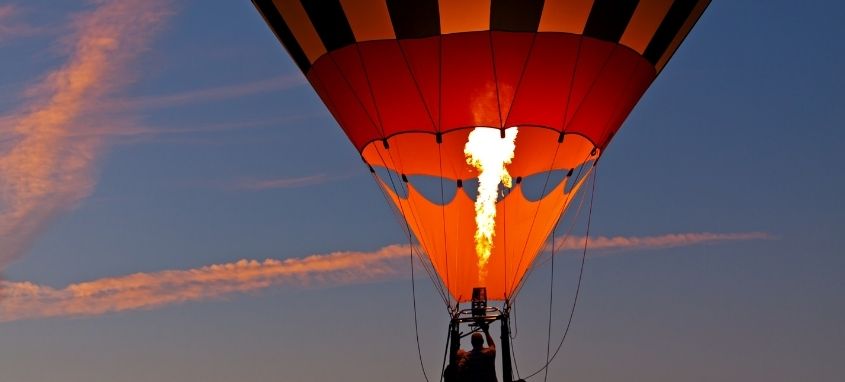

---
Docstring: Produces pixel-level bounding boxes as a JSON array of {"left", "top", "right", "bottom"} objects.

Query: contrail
[
  {"left": 0, "top": 232, "right": 769, "bottom": 323},
  {"left": 550, "top": 231, "right": 772, "bottom": 253},
  {"left": 0, "top": 0, "right": 172, "bottom": 267},
  {"left": 0, "top": 245, "right": 409, "bottom": 323}
]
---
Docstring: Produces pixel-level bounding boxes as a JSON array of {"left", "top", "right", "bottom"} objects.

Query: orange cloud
[
  {"left": 232, "top": 172, "right": 361, "bottom": 191},
  {"left": 0, "top": 245, "right": 409, "bottom": 322},
  {"left": 551, "top": 231, "right": 772, "bottom": 253},
  {"left": 99, "top": 74, "right": 306, "bottom": 112},
  {"left": 0, "top": 0, "right": 172, "bottom": 267},
  {"left": 236, "top": 174, "right": 332, "bottom": 190},
  {"left": 0, "top": 232, "right": 768, "bottom": 323},
  {"left": 0, "top": 4, "right": 41, "bottom": 43}
]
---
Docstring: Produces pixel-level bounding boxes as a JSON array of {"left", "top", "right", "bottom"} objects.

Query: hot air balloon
[{"left": 252, "top": 1, "right": 709, "bottom": 380}]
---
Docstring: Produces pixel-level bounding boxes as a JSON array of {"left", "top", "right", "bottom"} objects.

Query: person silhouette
[{"left": 460, "top": 323, "right": 497, "bottom": 382}]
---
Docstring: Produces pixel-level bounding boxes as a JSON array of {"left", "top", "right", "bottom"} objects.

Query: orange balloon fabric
[{"left": 253, "top": 0, "right": 710, "bottom": 302}]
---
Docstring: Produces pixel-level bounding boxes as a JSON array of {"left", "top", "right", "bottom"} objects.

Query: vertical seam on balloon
[
  {"left": 508, "top": 35, "right": 617, "bottom": 288},
  {"left": 487, "top": 29, "right": 507, "bottom": 298},
  {"left": 488, "top": 31, "right": 504, "bottom": 129},
  {"left": 352, "top": 44, "right": 449, "bottom": 304},
  {"left": 347, "top": 45, "right": 419, "bottom": 242},
  {"left": 508, "top": 148, "right": 592, "bottom": 294},
  {"left": 503, "top": 157, "right": 509, "bottom": 298},
  {"left": 322, "top": 78, "right": 444, "bottom": 288},
  {"left": 557, "top": 35, "right": 585, "bottom": 130},
  {"left": 379, "top": 147, "right": 441, "bottom": 299},
  {"left": 509, "top": 151, "right": 592, "bottom": 299},
  {"left": 438, "top": 35, "right": 452, "bottom": 290},
  {"left": 348, "top": 45, "right": 388, "bottom": 138},
  {"left": 511, "top": 174, "right": 585, "bottom": 298},
  {"left": 599, "top": 57, "right": 644, "bottom": 150},
  {"left": 491, "top": 30, "right": 538, "bottom": 296},
  {"left": 500, "top": 33, "right": 539, "bottom": 126},
  {"left": 506, "top": 138, "right": 567, "bottom": 290},
  {"left": 396, "top": 40, "right": 438, "bottom": 131},
  {"left": 436, "top": 129, "right": 451, "bottom": 302},
  {"left": 363, "top": 128, "right": 450, "bottom": 304},
  {"left": 322, "top": 51, "right": 384, "bottom": 142},
  {"left": 560, "top": 44, "right": 619, "bottom": 133},
  {"left": 370, "top": 168, "right": 449, "bottom": 305},
  {"left": 392, "top": 39, "right": 456, "bottom": 299}
]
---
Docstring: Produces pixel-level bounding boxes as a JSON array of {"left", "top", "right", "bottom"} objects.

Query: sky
[{"left": 0, "top": 1, "right": 843, "bottom": 381}]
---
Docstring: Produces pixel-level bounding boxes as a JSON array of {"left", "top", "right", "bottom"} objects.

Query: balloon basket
[{"left": 448, "top": 300, "right": 515, "bottom": 382}]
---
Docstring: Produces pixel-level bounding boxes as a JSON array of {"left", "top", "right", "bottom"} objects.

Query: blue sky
[{"left": 0, "top": 1, "right": 843, "bottom": 381}]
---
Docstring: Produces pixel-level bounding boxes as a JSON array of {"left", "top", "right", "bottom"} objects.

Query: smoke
[{"left": 0, "top": 0, "right": 172, "bottom": 267}]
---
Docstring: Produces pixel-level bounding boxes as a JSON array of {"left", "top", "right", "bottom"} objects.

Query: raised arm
[{"left": 482, "top": 324, "right": 495, "bottom": 350}]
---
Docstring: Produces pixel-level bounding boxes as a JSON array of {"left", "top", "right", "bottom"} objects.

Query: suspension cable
[
  {"left": 411, "top": 243, "right": 431, "bottom": 382},
  {"left": 543, "top": 214, "right": 560, "bottom": 382},
  {"left": 438, "top": 324, "right": 451, "bottom": 382},
  {"left": 524, "top": 166, "right": 598, "bottom": 380}
]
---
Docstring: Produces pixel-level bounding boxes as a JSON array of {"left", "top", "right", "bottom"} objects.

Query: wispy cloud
[
  {"left": 236, "top": 174, "right": 331, "bottom": 190},
  {"left": 0, "top": 77, "right": 312, "bottom": 137},
  {"left": 233, "top": 172, "right": 361, "bottom": 191},
  {"left": 0, "top": 0, "right": 173, "bottom": 268},
  {"left": 46, "top": 113, "right": 321, "bottom": 141},
  {"left": 551, "top": 231, "right": 772, "bottom": 254},
  {"left": 0, "top": 232, "right": 768, "bottom": 322},
  {"left": 0, "top": 245, "right": 409, "bottom": 322},
  {"left": 99, "top": 75, "right": 305, "bottom": 113},
  {"left": 0, "top": 4, "right": 42, "bottom": 43}
]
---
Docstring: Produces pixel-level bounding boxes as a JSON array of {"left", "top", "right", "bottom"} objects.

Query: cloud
[
  {"left": 45, "top": 113, "right": 321, "bottom": 141},
  {"left": 0, "top": 232, "right": 769, "bottom": 323},
  {"left": 99, "top": 74, "right": 306, "bottom": 112},
  {"left": 232, "top": 172, "right": 361, "bottom": 191},
  {"left": 551, "top": 231, "right": 772, "bottom": 254},
  {"left": 0, "top": 0, "right": 172, "bottom": 268},
  {"left": 0, "top": 245, "right": 409, "bottom": 322},
  {"left": 0, "top": 77, "right": 312, "bottom": 139},
  {"left": 0, "top": 4, "right": 42, "bottom": 43},
  {"left": 236, "top": 174, "right": 331, "bottom": 190}
]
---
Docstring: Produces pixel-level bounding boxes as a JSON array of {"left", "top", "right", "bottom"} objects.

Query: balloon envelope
[{"left": 253, "top": 0, "right": 710, "bottom": 302}]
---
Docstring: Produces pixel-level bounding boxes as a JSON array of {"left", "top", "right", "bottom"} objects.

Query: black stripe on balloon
[
  {"left": 386, "top": 0, "right": 440, "bottom": 39},
  {"left": 491, "top": 0, "right": 545, "bottom": 32},
  {"left": 583, "top": 0, "right": 639, "bottom": 43},
  {"left": 252, "top": 0, "right": 311, "bottom": 73},
  {"left": 643, "top": 0, "right": 699, "bottom": 64},
  {"left": 300, "top": 0, "right": 355, "bottom": 51}
]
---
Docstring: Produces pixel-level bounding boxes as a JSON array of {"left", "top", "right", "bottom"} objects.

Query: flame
[{"left": 464, "top": 127, "right": 518, "bottom": 283}]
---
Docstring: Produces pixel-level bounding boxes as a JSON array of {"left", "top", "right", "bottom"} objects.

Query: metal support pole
[
  {"left": 500, "top": 313, "right": 513, "bottom": 382},
  {"left": 449, "top": 319, "right": 461, "bottom": 365}
]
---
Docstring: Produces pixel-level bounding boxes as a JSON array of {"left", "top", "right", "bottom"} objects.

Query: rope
[
  {"left": 524, "top": 167, "right": 598, "bottom": 380},
  {"left": 438, "top": 325, "right": 451, "bottom": 382},
  {"left": 411, "top": 243, "right": 431, "bottom": 382},
  {"left": 509, "top": 314, "right": 522, "bottom": 380},
  {"left": 543, "top": 216, "right": 560, "bottom": 382},
  {"left": 367, "top": 165, "right": 450, "bottom": 305},
  {"left": 509, "top": 151, "right": 592, "bottom": 300},
  {"left": 343, "top": 43, "right": 450, "bottom": 307}
]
